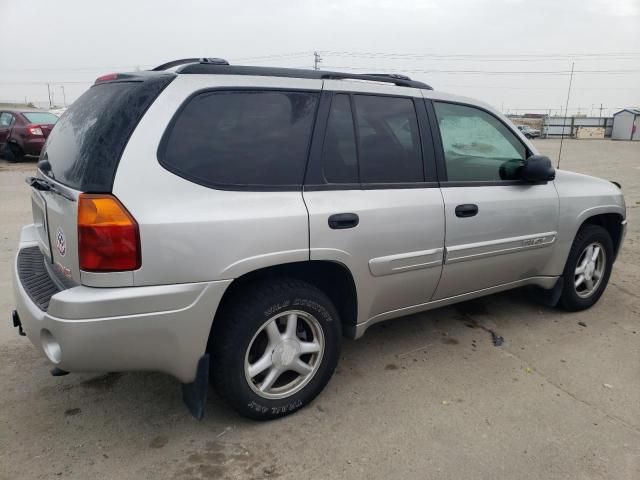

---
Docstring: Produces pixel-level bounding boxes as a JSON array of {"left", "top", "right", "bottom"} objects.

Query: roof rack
[
  {"left": 149, "top": 59, "right": 432, "bottom": 90},
  {"left": 320, "top": 72, "right": 430, "bottom": 89},
  {"left": 151, "top": 57, "right": 229, "bottom": 71}
]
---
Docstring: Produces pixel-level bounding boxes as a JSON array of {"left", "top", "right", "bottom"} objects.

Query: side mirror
[{"left": 521, "top": 155, "right": 555, "bottom": 182}]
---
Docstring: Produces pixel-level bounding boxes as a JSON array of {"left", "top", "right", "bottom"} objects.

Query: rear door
[
  {"left": 0, "top": 112, "right": 14, "bottom": 146},
  {"left": 427, "top": 100, "right": 559, "bottom": 299},
  {"left": 304, "top": 86, "right": 445, "bottom": 323}
]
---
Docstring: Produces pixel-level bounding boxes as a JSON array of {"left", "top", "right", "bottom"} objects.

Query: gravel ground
[{"left": 0, "top": 139, "right": 639, "bottom": 479}]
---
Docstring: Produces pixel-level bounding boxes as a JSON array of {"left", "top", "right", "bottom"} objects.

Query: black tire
[
  {"left": 558, "top": 224, "right": 613, "bottom": 311},
  {"left": 210, "top": 278, "right": 341, "bottom": 420},
  {"left": 4, "top": 143, "right": 24, "bottom": 163}
]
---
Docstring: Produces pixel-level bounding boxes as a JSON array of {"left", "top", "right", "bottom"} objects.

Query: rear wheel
[
  {"left": 4, "top": 143, "right": 24, "bottom": 163},
  {"left": 210, "top": 278, "right": 341, "bottom": 420},
  {"left": 558, "top": 225, "right": 613, "bottom": 311}
]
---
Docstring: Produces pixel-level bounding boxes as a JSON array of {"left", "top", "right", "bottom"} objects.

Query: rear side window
[
  {"left": 41, "top": 76, "right": 174, "bottom": 192},
  {"left": 322, "top": 94, "right": 358, "bottom": 183},
  {"left": 0, "top": 112, "right": 14, "bottom": 126},
  {"left": 160, "top": 90, "right": 319, "bottom": 188},
  {"left": 319, "top": 94, "right": 424, "bottom": 185},
  {"left": 353, "top": 95, "right": 423, "bottom": 184}
]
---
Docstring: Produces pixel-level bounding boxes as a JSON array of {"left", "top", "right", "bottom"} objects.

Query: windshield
[{"left": 22, "top": 112, "right": 59, "bottom": 124}]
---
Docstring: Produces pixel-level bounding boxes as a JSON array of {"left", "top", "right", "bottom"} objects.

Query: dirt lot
[{"left": 1, "top": 139, "right": 639, "bottom": 480}]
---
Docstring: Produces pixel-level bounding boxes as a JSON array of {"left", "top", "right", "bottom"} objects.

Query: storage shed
[{"left": 611, "top": 109, "right": 640, "bottom": 141}]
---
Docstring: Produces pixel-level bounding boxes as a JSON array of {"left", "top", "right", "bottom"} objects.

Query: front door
[
  {"left": 429, "top": 101, "right": 559, "bottom": 300},
  {"left": 304, "top": 89, "right": 445, "bottom": 323}
]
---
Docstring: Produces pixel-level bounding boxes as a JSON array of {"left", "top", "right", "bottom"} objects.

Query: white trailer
[{"left": 611, "top": 109, "right": 640, "bottom": 141}]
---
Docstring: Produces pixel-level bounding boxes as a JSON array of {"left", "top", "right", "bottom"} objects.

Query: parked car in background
[
  {"left": 11, "top": 59, "right": 626, "bottom": 421},
  {"left": 0, "top": 110, "right": 58, "bottom": 162},
  {"left": 517, "top": 124, "right": 541, "bottom": 139}
]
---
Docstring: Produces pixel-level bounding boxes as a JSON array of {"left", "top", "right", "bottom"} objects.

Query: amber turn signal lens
[{"left": 77, "top": 194, "right": 140, "bottom": 272}]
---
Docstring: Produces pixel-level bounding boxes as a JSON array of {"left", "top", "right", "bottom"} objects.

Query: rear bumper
[
  {"left": 21, "top": 138, "right": 45, "bottom": 156},
  {"left": 12, "top": 225, "right": 231, "bottom": 383}
]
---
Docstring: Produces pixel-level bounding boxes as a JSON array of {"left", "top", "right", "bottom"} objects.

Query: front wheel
[
  {"left": 558, "top": 225, "right": 614, "bottom": 311},
  {"left": 210, "top": 278, "right": 341, "bottom": 420}
]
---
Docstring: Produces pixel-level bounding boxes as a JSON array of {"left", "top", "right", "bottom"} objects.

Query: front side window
[
  {"left": 434, "top": 102, "right": 527, "bottom": 182},
  {"left": 161, "top": 90, "right": 319, "bottom": 188},
  {"left": 353, "top": 95, "right": 423, "bottom": 183}
]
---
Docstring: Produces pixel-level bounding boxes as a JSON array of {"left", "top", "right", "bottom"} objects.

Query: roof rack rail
[
  {"left": 363, "top": 73, "right": 412, "bottom": 81},
  {"left": 320, "top": 72, "right": 431, "bottom": 89},
  {"left": 151, "top": 57, "right": 229, "bottom": 71},
  {"left": 171, "top": 63, "right": 433, "bottom": 90}
]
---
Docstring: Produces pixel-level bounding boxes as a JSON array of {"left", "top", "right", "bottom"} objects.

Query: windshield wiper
[{"left": 25, "top": 176, "right": 76, "bottom": 202}]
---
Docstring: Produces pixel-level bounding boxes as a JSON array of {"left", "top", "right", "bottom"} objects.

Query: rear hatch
[{"left": 30, "top": 72, "right": 174, "bottom": 284}]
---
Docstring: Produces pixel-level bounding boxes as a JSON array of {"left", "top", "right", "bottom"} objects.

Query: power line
[
  {"left": 321, "top": 65, "right": 640, "bottom": 75},
  {"left": 233, "top": 51, "right": 312, "bottom": 62},
  {"left": 0, "top": 81, "right": 92, "bottom": 85},
  {"left": 319, "top": 50, "right": 640, "bottom": 59}
]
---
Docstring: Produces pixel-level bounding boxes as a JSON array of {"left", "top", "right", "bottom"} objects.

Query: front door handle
[
  {"left": 455, "top": 204, "right": 479, "bottom": 218},
  {"left": 328, "top": 213, "right": 359, "bottom": 229}
]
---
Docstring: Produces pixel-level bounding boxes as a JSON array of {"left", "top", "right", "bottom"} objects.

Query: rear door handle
[
  {"left": 455, "top": 204, "right": 478, "bottom": 218},
  {"left": 328, "top": 213, "right": 359, "bottom": 229}
]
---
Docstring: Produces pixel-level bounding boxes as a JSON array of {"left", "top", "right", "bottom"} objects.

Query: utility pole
[
  {"left": 60, "top": 86, "right": 67, "bottom": 107},
  {"left": 599, "top": 103, "right": 603, "bottom": 118},
  {"left": 46, "top": 83, "right": 52, "bottom": 108},
  {"left": 558, "top": 62, "right": 574, "bottom": 169},
  {"left": 313, "top": 51, "right": 322, "bottom": 71}
]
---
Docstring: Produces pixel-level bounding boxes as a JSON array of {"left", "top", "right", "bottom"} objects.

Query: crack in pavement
[
  {"left": 611, "top": 282, "right": 640, "bottom": 300},
  {"left": 499, "top": 347, "right": 640, "bottom": 437}
]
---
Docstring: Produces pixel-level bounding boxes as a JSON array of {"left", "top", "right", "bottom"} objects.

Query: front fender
[{"left": 549, "top": 171, "right": 626, "bottom": 275}]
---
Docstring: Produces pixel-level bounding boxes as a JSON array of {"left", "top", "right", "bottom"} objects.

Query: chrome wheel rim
[
  {"left": 574, "top": 242, "right": 606, "bottom": 298},
  {"left": 244, "top": 310, "right": 324, "bottom": 400}
]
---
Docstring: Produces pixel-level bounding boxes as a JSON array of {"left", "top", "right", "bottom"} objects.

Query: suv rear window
[
  {"left": 41, "top": 75, "right": 173, "bottom": 192},
  {"left": 159, "top": 90, "right": 319, "bottom": 188}
]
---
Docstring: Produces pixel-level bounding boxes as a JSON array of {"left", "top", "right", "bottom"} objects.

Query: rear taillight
[
  {"left": 95, "top": 73, "right": 118, "bottom": 83},
  {"left": 27, "top": 125, "right": 43, "bottom": 136},
  {"left": 78, "top": 194, "right": 141, "bottom": 272}
]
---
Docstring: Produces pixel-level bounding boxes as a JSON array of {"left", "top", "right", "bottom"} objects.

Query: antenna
[{"left": 557, "top": 62, "right": 574, "bottom": 169}]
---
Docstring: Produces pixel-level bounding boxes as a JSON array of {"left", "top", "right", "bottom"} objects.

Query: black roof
[{"left": 151, "top": 58, "right": 433, "bottom": 90}]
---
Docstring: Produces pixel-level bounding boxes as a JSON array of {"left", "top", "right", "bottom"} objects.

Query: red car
[{"left": 0, "top": 110, "right": 58, "bottom": 162}]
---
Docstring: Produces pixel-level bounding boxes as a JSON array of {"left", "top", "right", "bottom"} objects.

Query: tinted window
[
  {"left": 161, "top": 91, "right": 318, "bottom": 187},
  {"left": 322, "top": 94, "right": 358, "bottom": 183},
  {"left": 41, "top": 76, "right": 173, "bottom": 191},
  {"left": 353, "top": 95, "right": 423, "bottom": 184},
  {"left": 0, "top": 113, "right": 13, "bottom": 126},
  {"left": 434, "top": 102, "right": 527, "bottom": 182},
  {"left": 23, "top": 112, "right": 58, "bottom": 124}
]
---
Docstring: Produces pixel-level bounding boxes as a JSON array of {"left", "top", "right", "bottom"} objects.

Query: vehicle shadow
[{"left": 11, "top": 287, "right": 562, "bottom": 436}]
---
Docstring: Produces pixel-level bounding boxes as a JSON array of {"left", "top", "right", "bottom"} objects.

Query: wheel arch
[
  {"left": 579, "top": 212, "right": 625, "bottom": 260},
  {"left": 209, "top": 260, "right": 359, "bottom": 345}
]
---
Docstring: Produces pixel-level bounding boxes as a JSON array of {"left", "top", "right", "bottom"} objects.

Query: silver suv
[{"left": 12, "top": 58, "right": 626, "bottom": 420}]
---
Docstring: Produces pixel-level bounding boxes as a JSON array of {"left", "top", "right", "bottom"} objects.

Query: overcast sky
[{"left": 0, "top": 0, "right": 638, "bottom": 115}]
